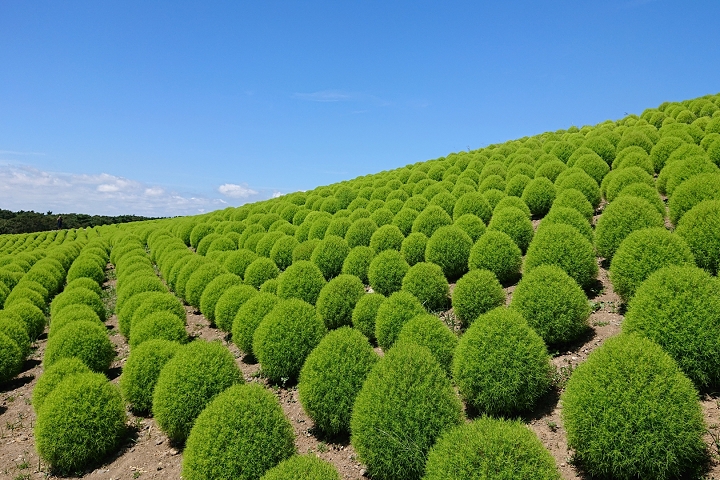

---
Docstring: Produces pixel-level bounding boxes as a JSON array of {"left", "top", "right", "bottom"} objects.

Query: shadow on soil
[{"left": 0, "top": 375, "right": 34, "bottom": 394}]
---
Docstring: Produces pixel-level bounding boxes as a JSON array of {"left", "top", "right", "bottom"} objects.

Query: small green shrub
[
  {"left": 535, "top": 159, "right": 567, "bottom": 182},
  {"left": 452, "top": 307, "right": 551, "bottom": 415},
  {"left": 35, "top": 372, "right": 126, "bottom": 474},
  {"left": 244, "top": 257, "right": 280, "bottom": 289},
  {"left": 340, "top": 246, "right": 374, "bottom": 284},
  {"left": 668, "top": 173, "right": 720, "bottom": 225},
  {"left": 223, "top": 249, "right": 258, "bottom": 279},
  {"left": 423, "top": 417, "right": 561, "bottom": 480},
  {"left": 552, "top": 188, "right": 594, "bottom": 220},
  {"left": 399, "top": 232, "right": 427, "bottom": 266},
  {"left": 298, "top": 327, "right": 378, "bottom": 435},
  {"left": 0, "top": 316, "right": 31, "bottom": 357},
  {"left": 260, "top": 455, "right": 340, "bottom": 480},
  {"left": 0, "top": 331, "right": 23, "bottom": 383},
  {"left": 610, "top": 228, "right": 694, "bottom": 302},
  {"left": 253, "top": 298, "right": 327, "bottom": 383},
  {"left": 505, "top": 173, "right": 532, "bottom": 197},
  {"left": 119, "top": 339, "right": 181, "bottom": 414},
  {"left": 451, "top": 269, "right": 505, "bottom": 328},
  {"left": 316, "top": 274, "right": 365, "bottom": 329},
  {"left": 311, "top": 235, "right": 350, "bottom": 280},
  {"left": 276, "top": 260, "right": 326, "bottom": 305},
  {"left": 494, "top": 195, "right": 531, "bottom": 218},
  {"left": 345, "top": 218, "right": 378, "bottom": 248},
  {"left": 184, "top": 262, "right": 225, "bottom": 307},
  {"left": 487, "top": 207, "right": 534, "bottom": 253},
  {"left": 562, "top": 334, "right": 705, "bottom": 479},
  {"left": 374, "top": 290, "right": 425, "bottom": 350},
  {"left": 351, "top": 293, "right": 385, "bottom": 342},
  {"left": 468, "top": 230, "right": 522, "bottom": 285},
  {"left": 675, "top": 200, "right": 720, "bottom": 275},
  {"left": 129, "top": 311, "right": 188, "bottom": 348},
  {"left": 4, "top": 300, "right": 46, "bottom": 339},
  {"left": 482, "top": 188, "right": 506, "bottom": 210},
  {"left": 540, "top": 206, "right": 593, "bottom": 244},
  {"left": 215, "top": 285, "right": 258, "bottom": 332},
  {"left": 596, "top": 195, "right": 664, "bottom": 260},
  {"left": 44, "top": 320, "right": 114, "bottom": 373},
  {"left": 424, "top": 225, "right": 473, "bottom": 281},
  {"left": 4, "top": 285, "right": 45, "bottom": 311},
  {"left": 369, "top": 224, "right": 404, "bottom": 253},
  {"left": 401, "top": 262, "right": 449, "bottom": 312},
  {"left": 453, "top": 192, "right": 492, "bottom": 224},
  {"left": 232, "top": 293, "right": 280, "bottom": 355},
  {"left": 66, "top": 257, "right": 105, "bottom": 285},
  {"left": 367, "top": 249, "right": 409, "bottom": 296},
  {"left": 182, "top": 383, "right": 295, "bottom": 480},
  {"left": 555, "top": 170, "right": 601, "bottom": 208},
  {"left": 396, "top": 314, "right": 457, "bottom": 373},
  {"left": 269, "top": 235, "right": 299, "bottom": 270},
  {"left": 411, "top": 205, "right": 453, "bottom": 237},
  {"left": 605, "top": 166, "right": 655, "bottom": 201},
  {"left": 351, "top": 342, "right": 463, "bottom": 480},
  {"left": 522, "top": 177, "right": 555, "bottom": 217},
  {"left": 197, "top": 273, "right": 242, "bottom": 322},
  {"left": 574, "top": 153, "right": 610, "bottom": 184},
  {"left": 153, "top": 340, "right": 243, "bottom": 443},
  {"left": 453, "top": 214, "right": 486, "bottom": 242},
  {"left": 32, "top": 357, "right": 91, "bottom": 412},
  {"left": 65, "top": 277, "right": 102, "bottom": 296},
  {"left": 392, "top": 207, "right": 419, "bottom": 236}
]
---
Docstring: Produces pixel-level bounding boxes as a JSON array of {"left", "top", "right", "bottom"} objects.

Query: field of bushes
[{"left": 2, "top": 92, "right": 720, "bottom": 479}]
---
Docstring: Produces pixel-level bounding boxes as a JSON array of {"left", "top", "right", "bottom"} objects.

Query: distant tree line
[{"left": 0, "top": 209, "right": 162, "bottom": 235}]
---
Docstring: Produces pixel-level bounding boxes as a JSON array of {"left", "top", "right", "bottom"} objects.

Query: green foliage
[
  {"left": 468, "top": 230, "right": 522, "bottom": 285},
  {"left": 276, "top": 260, "right": 326, "bottom": 305},
  {"left": 369, "top": 224, "right": 405, "bottom": 253},
  {"left": 153, "top": 340, "right": 243, "bottom": 443},
  {"left": 253, "top": 298, "right": 327, "bottom": 382},
  {"left": 675, "top": 200, "right": 720, "bottom": 275},
  {"left": 505, "top": 173, "right": 532, "bottom": 197},
  {"left": 351, "top": 293, "right": 385, "bottom": 342},
  {"left": 129, "top": 311, "right": 188, "bottom": 348},
  {"left": 316, "top": 274, "right": 365, "bottom": 329},
  {"left": 451, "top": 269, "right": 505, "bottom": 328},
  {"left": 35, "top": 372, "right": 126, "bottom": 474},
  {"left": 65, "top": 276, "right": 102, "bottom": 296},
  {"left": 67, "top": 256, "right": 105, "bottom": 285},
  {"left": 244, "top": 257, "right": 280, "bottom": 289},
  {"left": 345, "top": 218, "right": 378, "bottom": 248},
  {"left": 199, "top": 273, "right": 242, "bottom": 322},
  {"left": 524, "top": 223, "right": 597, "bottom": 290},
  {"left": 482, "top": 188, "right": 506, "bottom": 210},
  {"left": 453, "top": 192, "right": 492, "bottom": 224},
  {"left": 595, "top": 196, "right": 664, "bottom": 260},
  {"left": 182, "top": 383, "right": 296, "bottom": 480},
  {"left": 522, "top": 177, "right": 555, "bottom": 217},
  {"left": 555, "top": 170, "right": 601, "bottom": 208},
  {"left": 574, "top": 153, "right": 610, "bottom": 184},
  {"left": 540, "top": 206, "right": 593, "bottom": 244},
  {"left": 214, "top": 284, "right": 258, "bottom": 332},
  {"left": 453, "top": 214, "right": 486, "bottom": 242},
  {"left": 511, "top": 265, "right": 589, "bottom": 346},
  {"left": 452, "top": 307, "right": 551, "bottom": 416},
  {"left": 411, "top": 205, "right": 453, "bottom": 237},
  {"left": 184, "top": 262, "right": 225, "bottom": 307},
  {"left": 0, "top": 331, "right": 23, "bottom": 383},
  {"left": 401, "top": 262, "right": 449, "bottom": 312},
  {"left": 400, "top": 232, "right": 427, "bottom": 266},
  {"left": 424, "top": 225, "right": 472, "bottom": 281},
  {"left": 4, "top": 300, "right": 45, "bottom": 340},
  {"left": 552, "top": 187, "right": 594, "bottom": 220},
  {"left": 396, "top": 314, "right": 457, "bottom": 373},
  {"left": 423, "top": 417, "right": 561, "bottom": 480},
  {"left": 50, "top": 286, "right": 105, "bottom": 321},
  {"left": 535, "top": 159, "right": 567, "bottom": 182},
  {"left": 44, "top": 320, "right": 114, "bottom": 373},
  {"left": 119, "top": 339, "right": 181, "bottom": 414},
  {"left": 232, "top": 292, "right": 280, "bottom": 355},
  {"left": 668, "top": 173, "right": 720, "bottom": 225},
  {"left": 298, "top": 327, "right": 378, "bottom": 435},
  {"left": 0, "top": 316, "right": 31, "bottom": 357},
  {"left": 341, "top": 246, "right": 374, "bottom": 284},
  {"left": 562, "top": 334, "right": 705, "bottom": 479},
  {"left": 223, "top": 249, "right": 258, "bottom": 279},
  {"left": 270, "top": 235, "right": 299, "bottom": 270},
  {"left": 375, "top": 290, "right": 425, "bottom": 350},
  {"left": 32, "top": 357, "right": 91, "bottom": 412},
  {"left": 610, "top": 228, "right": 694, "bottom": 302},
  {"left": 488, "top": 207, "right": 534, "bottom": 253},
  {"left": 311, "top": 235, "right": 350, "bottom": 280},
  {"left": 368, "top": 249, "right": 410, "bottom": 296},
  {"left": 260, "top": 455, "right": 340, "bottom": 480}
]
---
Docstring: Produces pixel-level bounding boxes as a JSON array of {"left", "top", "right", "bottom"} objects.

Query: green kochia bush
[
  {"left": 401, "top": 262, "right": 449, "bottom": 312},
  {"left": 351, "top": 293, "right": 385, "bottom": 342},
  {"left": 129, "top": 311, "right": 188, "bottom": 348},
  {"left": 552, "top": 188, "right": 595, "bottom": 220},
  {"left": 44, "top": 320, "right": 115, "bottom": 373},
  {"left": 0, "top": 316, "right": 31, "bottom": 358},
  {"left": 369, "top": 224, "right": 405, "bottom": 252},
  {"left": 185, "top": 263, "right": 228, "bottom": 308},
  {"left": 232, "top": 293, "right": 280, "bottom": 356},
  {"left": 153, "top": 340, "right": 243, "bottom": 443},
  {"left": 668, "top": 173, "right": 720, "bottom": 225},
  {"left": 215, "top": 285, "right": 259, "bottom": 332},
  {"left": 468, "top": 230, "right": 522, "bottom": 285},
  {"left": 452, "top": 307, "right": 552, "bottom": 416},
  {"left": 524, "top": 223, "right": 598, "bottom": 290},
  {"left": 425, "top": 225, "right": 473, "bottom": 281},
  {"left": 562, "top": 334, "right": 705, "bottom": 479},
  {"left": 510, "top": 265, "right": 590, "bottom": 346},
  {"left": 341, "top": 246, "right": 374, "bottom": 284},
  {"left": 315, "top": 274, "right": 365, "bottom": 329},
  {"left": 423, "top": 417, "right": 561, "bottom": 480},
  {"left": 400, "top": 232, "right": 427, "bottom": 266},
  {"left": 199, "top": 273, "right": 243, "bottom": 322},
  {"left": 35, "top": 372, "right": 126, "bottom": 474},
  {"left": 182, "top": 383, "right": 296, "bottom": 480},
  {"left": 252, "top": 298, "right": 327, "bottom": 383},
  {"left": 609, "top": 228, "right": 694, "bottom": 302},
  {"left": 453, "top": 192, "right": 492, "bottom": 224},
  {"left": 298, "top": 327, "right": 378, "bottom": 435},
  {"left": 32, "top": 357, "right": 91, "bottom": 412},
  {"left": 624, "top": 265, "right": 720, "bottom": 389},
  {"left": 375, "top": 291, "right": 426, "bottom": 350},
  {"left": 244, "top": 257, "right": 280, "bottom": 289},
  {"left": 350, "top": 342, "right": 463, "bottom": 480},
  {"left": 50, "top": 287, "right": 106, "bottom": 322},
  {"left": 453, "top": 214, "right": 486, "bottom": 242},
  {"left": 396, "top": 314, "right": 457, "bottom": 373},
  {"left": 120, "top": 339, "right": 181, "bottom": 414},
  {"left": 596, "top": 196, "right": 665, "bottom": 261},
  {"left": 675, "top": 200, "right": 720, "bottom": 275},
  {"left": 488, "top": 207, "right": 534, "bottom": 254},
  {"left": 276, "top": 260, "right": 326, "bottom": 305},
  {"left": 367, "top": 249, "right": 409, "bottom": 296},
  {"left": 411, "top": 205, "right": 453, "bottom": 237},
  {"left": 0, "top": 331, "right": 23, "bottom": 383},
  {"left": 260, "top": 455, "right": 340, "bottom": 480},
  {"left": 451, "top": 269, "right": 505, "bottom": 328},
  {"left": 522, "top": 177, "right": 555, "bottom": 217},
  {"left": 311, "top": 235, "right": 350, "bottom": 280}
]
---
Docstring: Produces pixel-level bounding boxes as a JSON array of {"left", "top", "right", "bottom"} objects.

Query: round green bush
[
  {"left": 214, "top": 284, "right": 258, "bottom": 332},
  {"left": 341, "top": 246, "right": 374, "bottom": 284},
  {"left": 374, "top": 290, "right": 425, "bottom": 350},
  {"left": 5, "top": 285, "right": 46, "bottom": 311},
  {"left": 540, "top": 206, "right": 594, "bottom": 244},
  {"left": 276, "top": 260, "right": 326, "bottom": 305},
  {"left": 510, "top": 265, "right": 590, "bottom": 346},
  {"left": 117, "top": 274, "right": 166, "bottom": 311},
  {"left": 453, "top": 214, "right": 486, "bottom": 243},
  {"left": 487, "top": 206, "right": 534, "bottom": 254},
  {"left": 65, "top": 277, "right": 102, "bottom": 297},
  {"left": 610, "top": 228, "right": 694, "bottom": 302},
  {"left": 298, "top": 327, "right": 378, "bottom": 435},
  {"left": 0, "top": 316, "right": 31, "bottom": 358},
  {"left": 369, "top": 224, "right": 404, "bottom": 253},
  {"left": 223, "top": 249, "right": 258, "bottom": 279},
  {"left": 555, "top": 170, "right": 601, "bottom": 208},
  {"left": 522, "top": 177, "right": 555, "bottom": 217},
  {"left": 605, "top": 166, "right": 655, "bottom": 201},
  {"left": 132, "top": 292, "right": 186, "bottom": 326},
  {"left": 4, "top": 300, "right": 46, "bottom": 340},
  {"left": 49, "top": 303, "right": 102, "bottom": 339},
  {"left": 232, "top": 293, "right": 280, "bottom": 355},
  {"left": 676, "top": 200, "right": 720, "bottom": 275},
  {"left": 535, "top": 159, "right": 567, "bottom": 182},
  {"left": 117, "top": 291, "right": 164, "bottom": 338},
  {"left": 244, "top": 257, "right": 280, "bottom": 289},
  {"left": 153, "top": 339, "right": 243, "bottom": 443},
  {"left": 505, "top": 173, "right": 532, "bottom": 197},
  {"left": 423, "top": 417, "right": 561, "bottom": 480},
  {"left": 392, "top": 207, "right": 419, "bottom": 236},
  {"left": 574, "top": 153, "right": 610, "bottom": 184},
  {"left": 350, "top": 342, "right": 463, "bottom": 480},
  {"left": 252, "top": 298, "right": 327, "bottom": 383},
  {"left": 129, "top": 311, "right": 188, "bottom": 348},
  {"left": 326, "top": 217, "right": 352, "bottom": 238},
  {"left": 668, "top": 173, "right": 720, "bottom": 225},
  {"left": 44, "top": 320, "right": 114, "bottom": 373},
  {"left": 311, "top": 235, "right": 350, "bottom": 280},
  {"left": 35, "top": 372, "right": 126, "bottom": 474},
  {"left": 198, "top": 273, "right": 242, "bottom": 322},
  {"left": 269, "top": 235, "right": 299, "bottom": 271},
  {"left": 184, "top": 262, "right": 225, "bottom": 307},
  {"left": 595, "top": 195, "right": 664, "bottom": 261},
  {"left": 119, "top": 339, "right": 181, "bottom": 414},
  {"left": 182, "top": 383, "right": 295, "bottom": 480},
  {"left": 32, "top": 357, "right": 91, "bottom": 412},
  {"left": 260, "top": 455, "right": 339, "bottom": 480},
  {"left": 315, "top": 274, "right": 365, "bottom": 330},
  {"left": 396, "top": 314, "right": 457, "bottom": 373},
  {"left": 451, "top": 269, "right": 505, "bottom": 328},
  {"left": 0, "top": 331, "right": 23, "bottom": 383},
  {"left": 399, "top": 232, "right": 427, "bottom": 266},
  {"left": 453, "top": 192, "right": 492, "bottom": 224},
  {"left": 367, "top": 249, "right": 409, "bottom": 296},
  {"left": 469, "top": 224, "right": 522, "bottom": 280},
  {"left": 424, "top": 225, "right": 472, "bottom": 281},
  {"left": 452, "top": 307, "right": 551, "bottom": 415},
  {"left": 552, "top": 187, "right": 595, "bottom": 220},
  {"left": 345, "top": 218, "right": 378, "bottom": 248},
  {"left": 482, "top": 188, "right": 506, "bottom": 210},
  {"left": 401, "top": 262, "right": 449, "bottom": 312},
  {"left": 411, "top": 205, "right": 453, "bottom": 238},
  {"left": 351, "top": 293, "right": 384, "bottom": 342},
  {"left": 259, "top": 278, "right": 278, "bottom": 293},
  {"left": 562, "top": 334, "right": 705, "bottom": 479},
  {"left": 624, "top": 265, "right": 720, "bottom": 389},
  {"left": 66, "top": 257, "right": 105, "bottom": 285}
]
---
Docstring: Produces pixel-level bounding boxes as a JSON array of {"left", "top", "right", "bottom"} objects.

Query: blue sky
[{"left": 1, "top": 1, "right": 718, "bottom": 216}]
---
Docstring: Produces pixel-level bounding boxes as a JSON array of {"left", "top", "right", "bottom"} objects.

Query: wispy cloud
[
  {"left": 218, "top": 183, "right": 258, "bottom": 199},
  {"left": 293, "top": 90, "right": 391, "bottom": 107}
]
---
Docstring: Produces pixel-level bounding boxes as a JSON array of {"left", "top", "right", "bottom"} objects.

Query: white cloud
[
  {"left": 218, "top": 183, "right": 258, "bottom": 198},
  {"left": 272, "top": 191, "right": 283, "bottom": 198}
]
